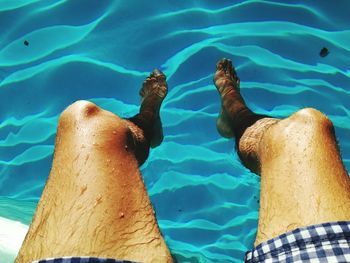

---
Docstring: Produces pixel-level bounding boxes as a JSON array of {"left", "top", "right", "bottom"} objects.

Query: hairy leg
[
  {"left": 16, "top": 70, "right": 172, "bottom": 263},
  {"left": 256, "top": 108, "right": 350, "bottom": 245},
  {"left": 214, "top": 58, "right": 350, "bottom": 246}
]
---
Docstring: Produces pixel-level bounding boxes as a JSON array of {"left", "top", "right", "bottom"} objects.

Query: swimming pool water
[{"left": 0, "top": 0, "right": 349, "bottom": 262}]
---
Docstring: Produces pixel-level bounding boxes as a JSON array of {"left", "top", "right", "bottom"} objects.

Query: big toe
[
  {"left": 150, "top": 69, "right": 166, "bottom": 79},
  {"left": 216, "top": 58, "right": 232, "bottom": 71}
]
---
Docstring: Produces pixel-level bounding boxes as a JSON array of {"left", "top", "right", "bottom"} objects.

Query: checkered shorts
[
  {"left": 32, "top": 257, "right": 137, "bottom": 263},
  {"left": 245, "top": 221, "right": 350, "bottom": 262}
]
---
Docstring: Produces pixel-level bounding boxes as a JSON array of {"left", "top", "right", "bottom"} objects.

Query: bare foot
[
  {"left": 139, "top": 69, "right": 168, "bottom": 148},
  {"left": 214, "top": 58, "right": 245, "bottom": 138},
  {"left": 214, "top": 58, "right": 240, "bottom": 95},
  {"left": 214, "top": 58, "right": 278, "bottom": 174}
]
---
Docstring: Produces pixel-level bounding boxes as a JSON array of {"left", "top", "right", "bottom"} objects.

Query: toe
[
  {"left": 216, "top": 58, "right": 231, "bottom": 70},
  {"left": 216, "top": 59, "right": 224, "bottom": 70},
  {"left": 224, "top": 60, "right": 232, "bottom": 74},
  {"left": 150, "top": 69, "right": 166, "bottom": 79},
  {"left": 215, "top": 58, "right": 233, "bottom": 82}
]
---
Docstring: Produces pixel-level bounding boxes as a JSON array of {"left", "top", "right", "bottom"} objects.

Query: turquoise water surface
[{"left": 0, "top": 0, "right": 349, "bottom": 262}]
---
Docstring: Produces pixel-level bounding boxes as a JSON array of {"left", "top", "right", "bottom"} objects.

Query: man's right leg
[
  {"left": 214, "top": 58, "right": 350, "bottom": 246},
  {"left": 15, "top": 70, "right": 172, "bottom": 263}
]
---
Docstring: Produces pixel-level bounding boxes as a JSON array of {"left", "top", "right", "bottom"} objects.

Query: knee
[
  {"left": 261, "top": 108, "right": 336, "bottom": 158},
  {"left": 61, "top": 100, "right": 100, "bottom": 119},
  {"left": 271, "top": 108, "right": 336, "bottom": 142},
  {"left": 290, "top": 108, "right": 334, "bottom": 131},
  {"left": 265, "top": 108, "right": 334, "bottom": 145},
  {"left": 58, "top": 100, "right": 101, "bottom": 126},
  {"left": 56, "top": 100, "right": 132, "bottom": 150}
]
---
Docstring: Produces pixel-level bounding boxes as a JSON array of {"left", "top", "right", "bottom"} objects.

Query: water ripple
[
  {"left": 0, "top": 145, "right": 53, "bottom": 166},
  {"left": 0, "top": 12, "right": 108, "bottom": 67},
  {"left": 0, "top": 54, "right": 148, "bottom": 87},
  {"left": 153, "top": 0, "right": 328, "bottom": 24},
  {"left": 0, "top": 0, "right": 40, "bottom": 12},
  {"left": 166, "top": 21, "right": 350, "bottom": 50},
  {"left": 0, "top": 117, "right": 57, "bottom": 147}
]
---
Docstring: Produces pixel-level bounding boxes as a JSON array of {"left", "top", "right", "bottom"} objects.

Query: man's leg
[
  {"left": 16, "top": 70, "right": 173, "bottom": 263},
  {"left": 214, "top": 58, "right": 350, "bottom": 246}
]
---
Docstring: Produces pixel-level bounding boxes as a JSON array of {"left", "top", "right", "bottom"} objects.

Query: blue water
[{"left": 0, "top": 0, "right": 349, "bottom": 262}]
